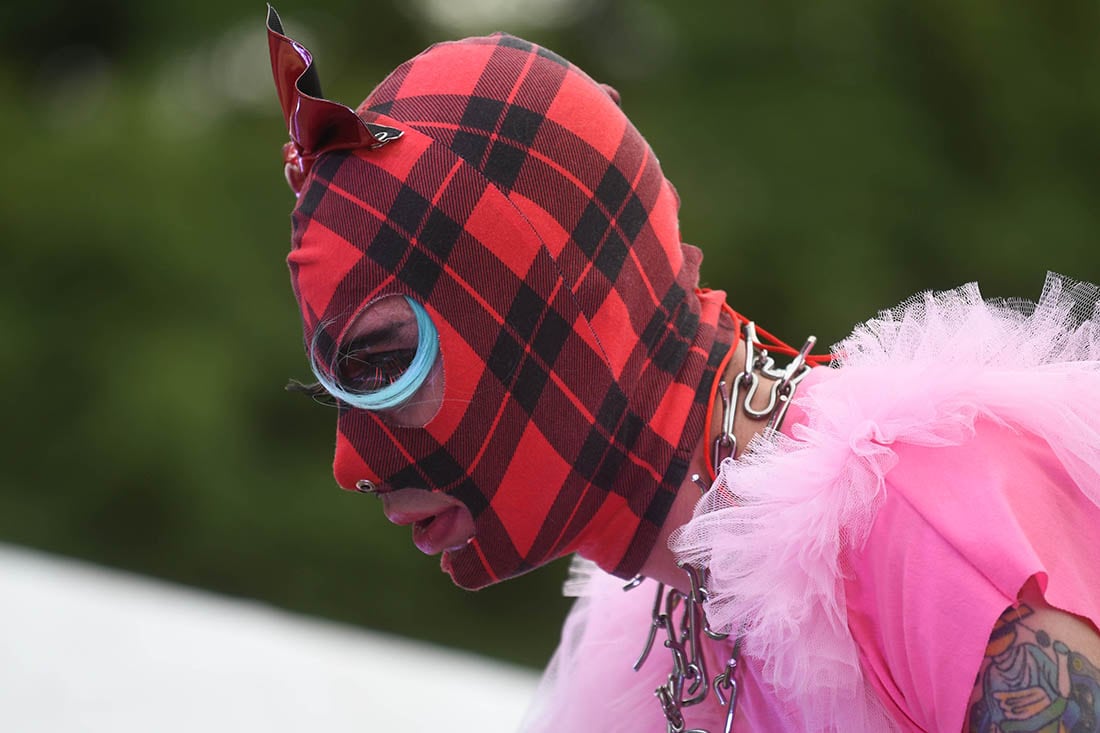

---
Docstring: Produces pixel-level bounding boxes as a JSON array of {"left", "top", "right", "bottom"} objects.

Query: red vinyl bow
[{"left": 267, "top": 5, "right": 402, "bottom": 195}]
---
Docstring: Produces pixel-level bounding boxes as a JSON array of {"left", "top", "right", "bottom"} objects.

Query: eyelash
[
  {"left": 337, "top": 348, "right": 417, "bottom": 393},
  {"left": 302, "top": 298, "right": 439, "bottom": 412}
]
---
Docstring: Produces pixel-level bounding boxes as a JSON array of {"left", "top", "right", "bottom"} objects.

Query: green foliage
[{"left": 2, "top": 0, "right": 1098, "bottom": 668}]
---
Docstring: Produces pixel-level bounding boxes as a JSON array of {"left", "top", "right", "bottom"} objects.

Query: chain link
[
  {"left": 631, "top": 568, "right": 735, "bottom": 733},
  {"left": 712, "top": 322, "right": 815, "bottom": 473},
  {"left": 630, "top": 323, "right": 817, "bottom": 732}
]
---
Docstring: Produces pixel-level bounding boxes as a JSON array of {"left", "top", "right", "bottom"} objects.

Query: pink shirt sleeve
[{"left": 844, "top": 418, "right": 1100, "bottom": 731}]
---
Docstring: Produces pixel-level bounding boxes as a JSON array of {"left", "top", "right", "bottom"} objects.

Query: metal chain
[
  {"left": 712, "top": 322, "right": 817, "bottom": 472},
  {"left": 629, "top": 566, "right": 733, "bottom": 733},
  {"left": 628, "top": 323, "right": 817, "bottom": 732}
]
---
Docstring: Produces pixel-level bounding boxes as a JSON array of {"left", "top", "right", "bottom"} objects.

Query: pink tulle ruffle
[{"left": 669, "top": 273, "right": 1100, "bottom": 732}]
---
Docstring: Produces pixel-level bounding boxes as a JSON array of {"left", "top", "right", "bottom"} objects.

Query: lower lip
[{"left": 411, "top": 506, "right": 467, "bottom": 555}]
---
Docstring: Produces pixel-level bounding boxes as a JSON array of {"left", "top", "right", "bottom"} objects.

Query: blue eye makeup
[{"left": 310, "top": 297, "right": 439, "bottom": 411}]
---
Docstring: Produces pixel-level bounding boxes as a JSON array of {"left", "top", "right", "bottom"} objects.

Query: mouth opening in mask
[{"left": 309, "top": 294, "right": 444, "bottom": 427}]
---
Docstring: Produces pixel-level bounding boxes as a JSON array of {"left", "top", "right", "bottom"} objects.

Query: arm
[{"left": 967, "top": 579, "right": 1100, "bottom": 733}]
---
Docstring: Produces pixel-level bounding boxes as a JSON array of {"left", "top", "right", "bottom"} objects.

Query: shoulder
[
  {"left": 966, "top": 579, "right": 1100, "bottom": 733},
  {"left": 674, "top": 274, "right": 1100, "bottom": 730}
]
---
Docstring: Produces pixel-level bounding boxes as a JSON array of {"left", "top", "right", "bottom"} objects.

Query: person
[{"left": 265, "top": 7, "right": 1100, "bottom": 731}]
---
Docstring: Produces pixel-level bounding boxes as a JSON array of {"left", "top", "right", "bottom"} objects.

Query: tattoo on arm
[{"left": 968, "top": 603, "right": 1100, "bottom": 733}]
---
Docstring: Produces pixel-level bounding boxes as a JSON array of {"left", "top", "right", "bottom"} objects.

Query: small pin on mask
[{"left": 355, "top": 479, "right": 379, "bottom": 495}]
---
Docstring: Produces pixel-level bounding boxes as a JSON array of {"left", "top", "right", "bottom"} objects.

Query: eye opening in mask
[{"left": 307, "top": 296, "right": 439, "bottom": 412}]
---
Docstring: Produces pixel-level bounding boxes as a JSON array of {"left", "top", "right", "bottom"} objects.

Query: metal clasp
[{"left": 712, "top": 380, "right": 737, "bottom": 473}]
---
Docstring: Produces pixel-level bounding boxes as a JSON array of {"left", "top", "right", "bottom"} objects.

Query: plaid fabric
[{"left": 276, "top": 25, "right": 735, "bottom": 589}]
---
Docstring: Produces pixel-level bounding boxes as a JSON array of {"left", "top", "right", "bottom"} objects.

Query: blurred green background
[{"left": 2, "top": 0, "right": 1098, "bottom": 669}]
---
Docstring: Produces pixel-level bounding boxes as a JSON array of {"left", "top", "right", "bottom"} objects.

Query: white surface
[{"left": 0, "top": 543, "right": 539, "bottom": 731}]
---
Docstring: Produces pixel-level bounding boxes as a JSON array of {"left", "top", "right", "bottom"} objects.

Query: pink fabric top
[
  {"left": 522, "top": 274, "right": 1100, "bottom": 732},
  {"left": 845, "top": 417, "right": 1100, "bottom": 731}
]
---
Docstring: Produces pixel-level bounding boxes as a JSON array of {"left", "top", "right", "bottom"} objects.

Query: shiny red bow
[{"left": 267, "top": 5, "right": 402, "bottom": 195}]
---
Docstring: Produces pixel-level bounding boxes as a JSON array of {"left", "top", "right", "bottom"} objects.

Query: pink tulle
[
  {"left": 669, "top": 273, "right": 1100, "bottom": 731},
  {"left": 520, "top": 558, "right": 806, "bottom": 732}
]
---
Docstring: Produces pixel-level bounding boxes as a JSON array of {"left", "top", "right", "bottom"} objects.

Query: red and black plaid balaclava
[{"left": 268, "top": 7, "right": 735, "bottom": 589}]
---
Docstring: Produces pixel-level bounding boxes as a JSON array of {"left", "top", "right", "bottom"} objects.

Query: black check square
[
  {"left": 421, "top": 209, "right": 462, "bottom": 260},
  {"left": 312, "top": 150, "right": 346, "bottom": 183},
  {"left": 643, "top": 486, "right": 676, "bottom": 525},
  {"left": 595, "top": 166, "right": 630, "bottom": 212},
  {"left": 512, "top": 359, "right": 549, "bottom": 414},
  {"left": 419, "top": 448, "right": 467, "bottom": 487},
  {"left": 452, "top": 130, "right": 490, "bottom": 166},
  {"left": 707, "top": 341, "right": 728, "bottom": 367},
  {"left": 661, "top": 455, "right": 690, "bottom": 491},
  {"left": 297, "top": 179, "right": 328, "bottom": 220},
  {"left": 388, "top": 462, "right": 428, "bottom": 489},
  {"left": 575, "top": 429, "right": 610, "bottom": 480},
  {"left": 596, "top": 385, "right": 628, "bottom": 431},
  {"left": 530, "top": 308, "right": 571, "bottom": 365},
  {"left": 675, "top": 304, "right": 699, "bottom": 339},
  {"left": 367, "top": 224, "right": 407, "bottom": 270},
  {"left": 653, "top": 332, "right": 689, "bottom": 373},
  {"left": 299, "top": 153, "right": 346, "bottom": 218},
  {"left": 594, "top": 230, "right": 628, "bottom": 282},
  {"left": 594, "top": 445, "right": 627, "bottom": 486},
  {"left": 452, "top": 478, "right": 490, "bottom": 516},
  {"left": 505, "top": 283, "right": 545, "bottom": 340},
  {"left": 640, "top": 308, "right": 665, "bottom": 350},
  {"left": 397, "top": 248, "right": 443, "bottom": 296},
  {"left": 618, "top": 193, "right": 647, "bottom": 241},
  {"left": 642, "top": 285, "right": 684, "bottom": 346},
  {"left": 484, "top": 142, "right": 527, "bottom": 190},
  {"left": 487, "top": 330, "right": 523, "bottom": 383},
  {"left": 461, "top": 96, "right": 505, "bottom": 132},
  {"left": 388, "top": 186, "right": 430, "bottom": 234},
  {"left": 500, "top": 105, "right": 543, "bottom": 146},
  {"left": 616, "top": 412, "right": 644, "bottom": 451},
  {"left": 573, "top": 202, "right": 609, "bottom": 258}
]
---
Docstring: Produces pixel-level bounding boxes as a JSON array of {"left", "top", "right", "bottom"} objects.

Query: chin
[
  {"left": 439, "top": 543, "right": 508, "bottom": 590},
  {"left": 440, "top": 540, "right": 564, "bottom": 589},
  {"left": 440, "top": 545, "right": 480, "bottom": 589}
]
